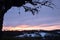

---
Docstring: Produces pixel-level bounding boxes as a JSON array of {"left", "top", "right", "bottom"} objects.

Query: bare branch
[{"left": 22, "top": 0, "right": 55, "bottom": 15}]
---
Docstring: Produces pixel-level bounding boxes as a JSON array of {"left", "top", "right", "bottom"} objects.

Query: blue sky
[{"left": 3, "top": 0, "right": 60, "bottom": 30}]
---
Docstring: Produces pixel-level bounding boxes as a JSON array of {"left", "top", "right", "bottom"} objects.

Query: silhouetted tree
[{"left": 0, "top": 0, "right": 55, "bottom": 39}]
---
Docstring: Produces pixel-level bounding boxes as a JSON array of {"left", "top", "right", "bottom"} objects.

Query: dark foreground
[
  {"left": 1, "top": 30, "right": 60, "bottom": 40},
  {"left": 2, "top": 37, "right": 60, "bottom": 40},
  {"left": 2, "top": 37, "right": 44, "bottom": 40}
]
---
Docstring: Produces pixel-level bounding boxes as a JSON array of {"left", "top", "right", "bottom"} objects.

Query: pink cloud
[{"left": 2, "top": 24, "right": 60, "bottom": 31}]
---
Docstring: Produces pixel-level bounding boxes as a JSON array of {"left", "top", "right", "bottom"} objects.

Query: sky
[{"left": 2, "top": 0, "right": 60, "bottom": 31}]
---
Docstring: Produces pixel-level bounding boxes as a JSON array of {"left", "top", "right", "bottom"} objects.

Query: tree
[{"left": 0, "top": 0, "right": 55, "bottom": 39}]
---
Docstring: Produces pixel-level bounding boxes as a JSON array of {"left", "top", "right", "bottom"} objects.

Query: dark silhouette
[
  {"left": 2, "top": 30, "right": 60, "bottom": 40},
  {"left": 0, "top": 0, "right": 55, "bottom": 39}
]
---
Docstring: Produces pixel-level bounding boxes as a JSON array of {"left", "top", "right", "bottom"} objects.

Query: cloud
[{"left": 2, "top": 24, "right": 60, "bottom": 31}]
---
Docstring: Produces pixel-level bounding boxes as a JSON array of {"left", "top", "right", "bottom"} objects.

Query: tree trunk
[
  {"left": 0, "top": 5, "right": 10, "bottom": 39},
  {"left": 0, "top": 12, "right": 4, "bottom": 39}
]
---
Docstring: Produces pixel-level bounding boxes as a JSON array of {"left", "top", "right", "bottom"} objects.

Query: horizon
[{"left": 2, "top": 24, "right": 60, "bottom": 31}]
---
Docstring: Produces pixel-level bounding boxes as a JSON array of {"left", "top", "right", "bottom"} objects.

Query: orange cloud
[{"left": 2, "top": 24, "right": 60, "bottom": 31}]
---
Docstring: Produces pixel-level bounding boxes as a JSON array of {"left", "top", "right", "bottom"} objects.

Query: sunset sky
[{"left": 3, "top": 0, "right": 60, "bottom": 31}]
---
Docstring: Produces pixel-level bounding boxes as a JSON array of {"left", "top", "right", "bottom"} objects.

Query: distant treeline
[{"left": 2, "top": 30, "right": 60, "bottom": 37}]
